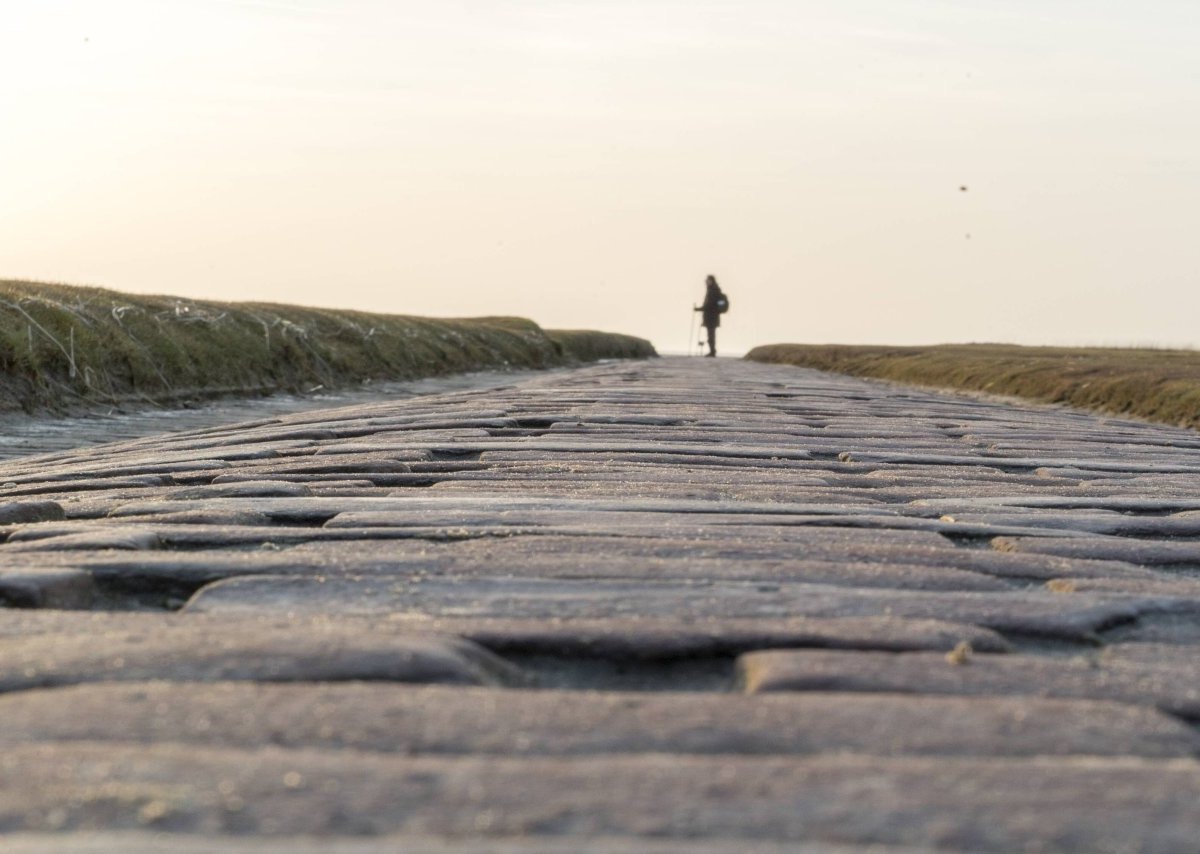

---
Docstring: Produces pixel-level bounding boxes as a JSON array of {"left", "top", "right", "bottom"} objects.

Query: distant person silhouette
[{"left": 694, "top": 274, "right": 728, "bottom": 357}]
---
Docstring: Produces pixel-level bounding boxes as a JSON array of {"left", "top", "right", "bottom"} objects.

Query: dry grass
[
  {"left": 746, "top": 342, "right": 1200, "bottom": 430},
  {"left": 545, "top": 329, "right": 659, "bottom": 362},
  {"left": 0, "top": 280, "right": 655, "bottom": 413}
]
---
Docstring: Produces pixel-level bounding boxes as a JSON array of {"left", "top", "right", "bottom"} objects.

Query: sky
[{"left": 2, "top": 0, "right": 1198, "bottom": 355}]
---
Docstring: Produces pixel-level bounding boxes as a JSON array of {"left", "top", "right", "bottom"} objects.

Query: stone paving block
[
  {"left": 211, "top": 461, "right": 414, "bottom": 478},
  {"left": 10, "top": 489, "right": 172, "bottom": 511},
  {"left": 426, "top": 481, "right": 849, "bottom": 504},
  {"left": 287, "top": 543, "right": 1010, "bottom": 590},
  {"left": 1046, "top": 577, "right": 1200, "bottom": 598},
  {"left": 338, "top": 533, "right": 1154, "bottom": 583},
  {"left": 0, "top": 541, "right": 743, "bottom": 593},
  {"left": 848, "top": 451, "right": 1200, "bottom": 475},
  {"left": 403, "top": 463, "right": 835, "bottom": 486},
  {"left": 210, "top": 472, "right": 392, "bottom": 485},
  {"left": 736, "top": 648, "right": 1200, "bottom": 719},
  {"left": 872, "top": 485, "right": 1101, "bottom": 504},
  {"left": 859, "top": 464, "right": 1069, "bottom": 484},
  {"left": 917, "top": 495, "right": 1200, "bottom": 513},
  {"left": 166, "top": 482, "right": 315, "bottom": 499},
  {"left": 0, "top": 833, "right": 883, "bottom": 853},
  {"left": 183, "top": 574, "right": 1177, "bottom": 641},
  {"left": 2, "top": 682, "right": 1194, "bottom": 759},
  {"left": 310, "top": 444, "right": 438, "bottom": 459},
  {"left": 324, "top": 495, "right": 910, "bottom": 518},
  {"left": 0, "top": 460, "right": 232, "bottom": 485},
  {"left": 4, "top": 523, "right": 320, "bottom": 549},
  {"left": 0, "top": 521, "right": 1017, "bottom": 571},
  {"left": 2, "top": 529, "right": 163, "bottom": 552},
  {"left": 0, "top": 501, "right": 65, "bottom": 526},
  {"left": 0, "top": 746, "right": 1199, "bottom": 849},
  {"left": 943, "top": 512, "right": 1200, "bottom": 537},
  {"left": 0, "top": 567, "right": 94, "bottom": 608},
  {"left": 403, "top": 439, "right": 823, "bottom": 461},
  {"left": 1100, "top": 642, "right": 1200, "bottom": 667},
  {"left": 0, "top": 609, "right": 1008, "bottom": 655},
  {"left": 478, "top": 450, "right": 826, "bottom": 470},
  {"left": 172, "top": 428, "right": 341, "bottom": 446},
  {"left": 403, "top": 615, "right": 1013, "bottom": 656},
  {"left": 0, "top": 623, "right": 520, "bottom": 692},
  {"left": 319, "top": 505, "right": 1093, "bottom": 542},
  {"left": 319, "top": 510, "right": 1002, "bottom": 541},
  {"left": 91, "top": 509, "right": 278, "bottom": 527},
  {"left": 995, "top": 535, "right": 1200, "bottom": 567},
  {"left": 107, "top": 497, "right": 355, "bottom": 524}
]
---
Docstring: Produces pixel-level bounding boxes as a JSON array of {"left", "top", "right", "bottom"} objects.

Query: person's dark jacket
[{"left": 700, "top": 284, "right": 725, "bottom": 328}]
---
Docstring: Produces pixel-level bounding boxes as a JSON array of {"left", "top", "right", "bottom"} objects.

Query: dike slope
[
  {"left": 747, "top": 342, "right": 1200, "bottom": 430},
  {"left": 0, "top": 280, "right": 654, "bottom": 413}
]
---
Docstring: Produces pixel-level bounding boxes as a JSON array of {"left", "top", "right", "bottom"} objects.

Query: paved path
[{"left": 1, "top": 356, "right": 1199, "bottom": 851}]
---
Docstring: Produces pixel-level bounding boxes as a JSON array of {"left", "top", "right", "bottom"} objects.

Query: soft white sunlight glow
[{"left": 3, "top": 0, "right": 1198, "bottom": 353}]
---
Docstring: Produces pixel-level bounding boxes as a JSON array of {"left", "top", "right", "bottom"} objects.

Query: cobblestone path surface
[{"left": 1, "top": 356, "right": 1199, "bottom": 851}]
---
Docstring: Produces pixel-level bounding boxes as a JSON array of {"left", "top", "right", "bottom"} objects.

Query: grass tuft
[
  {"left": 0, "top": 280, "right": 655, "bottom": 413},
  {"left": 746, "top": 342, "right": 1200, "bottom": 430}
]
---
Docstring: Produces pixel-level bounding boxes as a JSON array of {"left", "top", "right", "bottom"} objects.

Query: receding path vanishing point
[{"left": 1, "top": 356, "right": 1200, "bottom": 851}]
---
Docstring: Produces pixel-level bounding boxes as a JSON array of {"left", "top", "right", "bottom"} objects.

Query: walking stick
[{"left": 687, "top": 309, "right": 698, "bottom": 356}]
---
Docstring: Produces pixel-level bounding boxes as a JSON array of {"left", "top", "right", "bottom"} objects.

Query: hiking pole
[{"left": 687, "top": 308, "right": 698, "bottom": 356}]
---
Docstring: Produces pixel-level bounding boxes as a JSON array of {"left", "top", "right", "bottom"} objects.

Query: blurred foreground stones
[{"left": 0, "top": 357, "right": 1199, "bottom": 850}]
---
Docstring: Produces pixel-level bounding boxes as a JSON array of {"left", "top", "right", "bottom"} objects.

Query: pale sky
[{"left": 2, "top": 1, "right": 1198, "bottom": 354}]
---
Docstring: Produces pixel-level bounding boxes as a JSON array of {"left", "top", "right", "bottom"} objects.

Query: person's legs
[{"left": 705, "top": 325, "right": 716, "bottom": 357}]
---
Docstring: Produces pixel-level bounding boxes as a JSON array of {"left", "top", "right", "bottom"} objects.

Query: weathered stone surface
[
  {"left": 407, "top": 615, "right": 1013, "bottom": 656},
  {"left": 0, "top": 746, "right": 1199, "bottom": 849},
  {"left": 944, "top": 511, "right": 1200, "bottom": 538},
  {"left": 842, "top": 450, "right": 1200, "bottom": 475},
  {"left": 0, "top": 609, "right": 1010, "bottom": 655},
  {"left": 103, "top": 509, "right": 275, "bottom": 527},
  {"left": 320, "top": 507, "right": 1093, "bottom": 542},
  {"left": 206, "top": 457, "right": 416, "bottom": 477},
  {"left": 0, "top": 501, "right": 64, "bottom": 526},
  {"left": 0, "top": 834, "right": 886, "bottom": 853},
  {"left": 2, "top": 682, "right": 1193, "bottom": 759},
  {"left": 1046, "top": 577, "right": 1200, "bottom": 598},
  {"left": 209, "top": 474, "right": 383, "bottom": 486},
  {"left": 0, "top": 356, "right": 1197, "bottom": 848},
  {"left": 995, "top": 535, "right": 1200, "bottom": 567},
  {"left": 0, "top": 567, "right": 94, "bottom": 608},
  {"left": 0, "top": 476, "right": 171, "bottom": 497},
  {"left": 2, "top": 529, "right": 163, "bottom": 552},
  {"left": 736, "top": 649, "right": 1200, "bottom": 719},
  {"left": 918, "top": 495, "right": 1200, "bottom": 513},
  {"left": 1, "top": 459, "right": 231, "bottom": 484},
  {"left": 0, "top": 525, "right": 1028, "bottom": 591},
  {"left": 166, "top": 481, "right": 315, "bottom": 499},
  {"left": 10, "top": 528, "right": 1137, "bottom": 590},
  {"left": 0, "top": 624, "right": 520, "bottom": 691},
  {"left": 108, "top": 494, "right": 903, "bottom": 520},
  {"left": 183, "top": 574, "right": 1175, "bottom": 642}
]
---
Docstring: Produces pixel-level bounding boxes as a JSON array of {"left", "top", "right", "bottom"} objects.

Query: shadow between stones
[{"left": 504, "top": 654, "right": 738, "bottom": 692}]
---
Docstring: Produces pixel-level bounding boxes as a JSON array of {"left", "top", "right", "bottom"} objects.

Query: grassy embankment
[
  {"left": 0, "top": 280, "right": 655, "bottom": 413},
  {"left": 746, "top": 343, "right": 1200, "bottom": 430}
]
